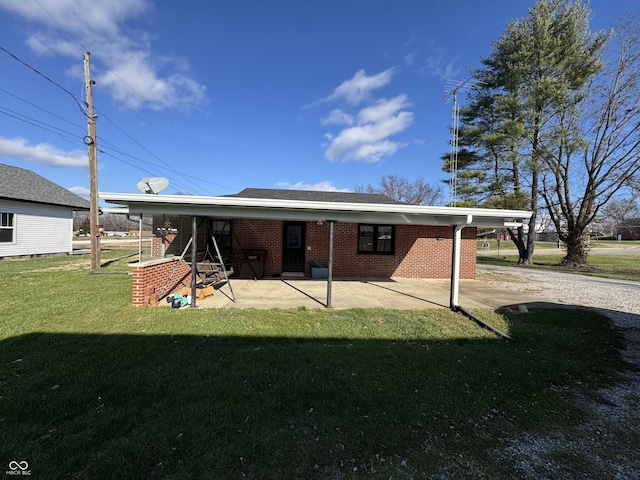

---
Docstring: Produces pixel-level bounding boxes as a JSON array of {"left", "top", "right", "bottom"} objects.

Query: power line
[
  {"left": 0, "top": 105, "right": 84, "bottom": 144},
  {"left": 0, "top": 87, "right": 85, "bottom": 131},
  {"left": 22, "top": 0, "right": 241, "bottom": 184},
  {"left": 0, "top": 45, "right": 86, "bottom": 114},
  {"left": 0, "top": 17, "right": 240, "bottom": 193},
  {"left": 96, "top": 108, "right": 238, "bottom": 193},
  {"left": 0, "top": 82, "right": 236, "bottom": 193},
  {"left": 32, "top": 0, "right": 89, "bottom": 53}
]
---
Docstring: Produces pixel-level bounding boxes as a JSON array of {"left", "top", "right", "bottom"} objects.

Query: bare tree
[
  {"left": 592, "top": 197, "right": 640, "bottom": 239},
  {"left": 354, "top": 175, "right": 445, "bottom": 205},
  {"left": 540, "top": 12, "right": 640, "bottom": 265}
]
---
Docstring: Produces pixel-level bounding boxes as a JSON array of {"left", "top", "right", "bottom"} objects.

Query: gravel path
[{"left": 478, "top": 265, "right": 640, "bottom": 479}]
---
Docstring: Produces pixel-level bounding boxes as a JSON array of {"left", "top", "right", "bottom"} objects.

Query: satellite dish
[{"left": 137, "top": 177, "right": 169, "bottom": 194}]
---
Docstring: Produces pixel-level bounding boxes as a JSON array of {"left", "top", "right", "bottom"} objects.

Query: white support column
[{"left": 450, "top": 215, "right": 473, "bottom": 309}]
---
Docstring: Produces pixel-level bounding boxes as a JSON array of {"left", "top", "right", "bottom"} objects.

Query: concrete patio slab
[{"left": 183, "top": 276, "right": 555, "bottom": 311}]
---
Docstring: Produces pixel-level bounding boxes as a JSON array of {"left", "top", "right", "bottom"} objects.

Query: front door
[{"left": 282, "top": 222, "right": 306, "bottom": 273}]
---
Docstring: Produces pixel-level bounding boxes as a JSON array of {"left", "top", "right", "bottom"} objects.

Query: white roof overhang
[{"left": 99, "top": 192, "right": 532, "bottom": 228}]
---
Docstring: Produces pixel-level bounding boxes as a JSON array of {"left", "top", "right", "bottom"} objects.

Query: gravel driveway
[{"left": 477, "top": 265, "right": 640, "bottom": 479}]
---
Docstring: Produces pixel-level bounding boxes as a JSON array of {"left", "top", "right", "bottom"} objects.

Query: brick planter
[{"left": 130, "top": 256, "right": 192, "bottom": 307}]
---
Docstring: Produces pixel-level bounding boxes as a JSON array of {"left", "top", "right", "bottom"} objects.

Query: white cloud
[
  {"left": 326, "top": 68, "right": 396, "bottom": 105},
  {"left": 275, "top": 181, "right": 351, "bottom": 192},
  {"left": 321, "top": 108, "right": 354, "bottom": 126},
  {"left": 0, "top": 136, "right": 88, "bottom": 167},
  {"left": 0, "top": 0, "right": 206, "bottom": 111},
  {"left": 69, "top": 186, "right": 90, "bottom": 196},
  {"left": 425, "top": 52, "right": 461, "bottom": 80},
  {"left": 324, "top": 95, "right": 413, "bottom": 163}
]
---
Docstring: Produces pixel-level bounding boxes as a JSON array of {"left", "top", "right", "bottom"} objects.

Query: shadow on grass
[{"left": 0, "top": 305, "right": 628, "bottom": 479}]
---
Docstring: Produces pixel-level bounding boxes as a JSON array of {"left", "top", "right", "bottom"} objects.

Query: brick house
[{"left": 100, "top": 188, "right": 531, "bottom": 308}]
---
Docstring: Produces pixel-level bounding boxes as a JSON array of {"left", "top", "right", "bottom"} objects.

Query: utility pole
[{"left": 83, "top": 52, "right": 101, "bottom": 270}]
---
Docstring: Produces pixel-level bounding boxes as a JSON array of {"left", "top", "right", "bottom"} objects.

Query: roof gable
[
  {"left": 0, "top": 164, "right": 90, "bottom": 210},
  {"left": 231, "top": 188, "right": 400, "bottom": 205}
]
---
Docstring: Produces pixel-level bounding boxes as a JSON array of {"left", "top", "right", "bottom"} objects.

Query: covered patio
[{"left": 100, "top": 191, "right": 532, "bottom": 310}]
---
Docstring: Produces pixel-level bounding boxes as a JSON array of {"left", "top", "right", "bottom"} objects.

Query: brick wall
[
  {"left": 138, "top": 216, "right": 477, "bottom": 306},
  {"left": 305, "top": 222, "right": 476, "bottom": 279},
  {"left": 131, "top": 257, "right": 192, "bottom": 306},
  {"left": 231, "top": 219, "right": 282, "bottom": 276}
]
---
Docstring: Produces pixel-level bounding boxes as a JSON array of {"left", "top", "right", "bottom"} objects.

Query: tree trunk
[
  {"left": 562, "top": 230, "right": 589, "bottom": 266},
  {"left": 507, "top": 226, "right": 528, "bottom": 264}
]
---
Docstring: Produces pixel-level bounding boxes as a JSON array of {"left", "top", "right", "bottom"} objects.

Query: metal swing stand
[{"left": 158, "top": 233, "right": 236, "bottom": 305}]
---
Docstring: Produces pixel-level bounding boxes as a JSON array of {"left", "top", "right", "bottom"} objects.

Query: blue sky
[{"left": 0, "top": 0, "right": 637, "bottom": 205}]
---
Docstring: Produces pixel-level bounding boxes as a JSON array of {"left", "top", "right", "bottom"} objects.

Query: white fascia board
[{"left": 99, "top": 192, "right": 532, "bottom": 226}]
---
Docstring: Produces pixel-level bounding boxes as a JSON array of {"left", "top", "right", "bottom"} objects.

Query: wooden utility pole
[{"left": 83, "top": 52, "right": 101, "bottom": 270}]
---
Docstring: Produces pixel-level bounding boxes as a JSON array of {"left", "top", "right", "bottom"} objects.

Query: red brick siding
[
  {"left": 131, "top": 259, "right": 192, "bottom": 306},
  {"left": 138, "top": 216, "right": 477, "bottom": 305},
  {"left": 304, "top": 223, "right": 476, "bottom": 279},
  {"left": 231, "top": 219, "right": 282, "bottom": 276}
]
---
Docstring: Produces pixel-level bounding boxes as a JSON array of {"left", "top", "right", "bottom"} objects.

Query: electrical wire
[
  {"left": 0, "top": 87, "right": 85, "bottom": 131},
  {"left": 0, "top": 105, "right": 85, "bottom": 144},
  {"left": 0, "top": 16, "right": 242, "bottom": 194},
  {"left": 0, "top": 45, "right": 85, "bottom": 114}
]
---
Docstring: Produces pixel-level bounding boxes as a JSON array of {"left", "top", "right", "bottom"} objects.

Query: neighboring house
[
  {"left": 0, "top": 164, "right": 90, "bottom": 258},
  {"left": 617, "top": 218, "right": 640, "bottom": 240},
  {"left": 100, "top": 187, "right": 532, "bottom": 307}
]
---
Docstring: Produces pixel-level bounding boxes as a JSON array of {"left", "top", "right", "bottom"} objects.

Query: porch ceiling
[{"left": 100, "top": 192, "right": 532, "bottom": 227}]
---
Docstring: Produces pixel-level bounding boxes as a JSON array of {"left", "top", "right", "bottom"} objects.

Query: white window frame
[{"left": 0, "top": 212, "right": 15, "bottom": 243}]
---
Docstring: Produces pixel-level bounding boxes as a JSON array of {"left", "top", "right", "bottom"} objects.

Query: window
[
  {"left": 209, "top": 219, "right": 231, "bottom": 263},
  {"left": 0, "top": 212, "right": 14, "bottom": 243},
  {"left": 358, "top": 224, "right": 394, "bottom": 254}
]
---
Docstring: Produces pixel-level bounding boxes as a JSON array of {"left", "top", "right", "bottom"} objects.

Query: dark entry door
[{"left": 282, "top": 222, "right": 306, "bottom": 272}]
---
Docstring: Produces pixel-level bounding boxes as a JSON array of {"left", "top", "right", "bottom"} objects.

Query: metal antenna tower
[{"left": 440, "top": 79, "right": 475, "bottom": 207}]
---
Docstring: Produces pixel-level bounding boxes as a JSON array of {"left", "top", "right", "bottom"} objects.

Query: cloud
[
  {"left": 275, "top": 181, "right": 351, "bottom": 192},
  {"left": 321, "top": 109, "right": 354, "bottom": 126},
  {"left": 324, "top": 95, "right": 413, "bottom": 163},
  {"left": 0, "top": 136, "right": 88, "bottom": 167},
  {"left": 0, "top": 0, "right": 206, "bottom": 111},
  {"left": 68, "top": 186, "right": 90, "bottom": 196},
  {"left": 424, "top": 50, "right": 461, "bottom": 80},
  {"left": 326, "top": 68, "right": 396, "bottom": 105}
]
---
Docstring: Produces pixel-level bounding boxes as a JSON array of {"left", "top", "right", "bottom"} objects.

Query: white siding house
[{"left": 0, "top": 164, "right": 90, "bottom": 258}]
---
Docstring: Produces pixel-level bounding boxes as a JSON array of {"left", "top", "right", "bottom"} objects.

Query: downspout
[{"left": 450, "top": 215, "right": 472, "bottom": 310}]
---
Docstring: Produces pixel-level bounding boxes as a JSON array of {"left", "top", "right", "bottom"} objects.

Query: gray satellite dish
[{"left": 137, "top": 177, "right": 169, "bottom": 194}]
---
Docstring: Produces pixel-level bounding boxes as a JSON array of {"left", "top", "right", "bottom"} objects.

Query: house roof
[
  {"left": 0, "top": 164, "right": 90, "bottom": 210},
  {"left": 100, "top": 188, "right": 532, "bottom": 228},
  {"left": 230, "top": 188, "right": 400, "bottom": 205}
]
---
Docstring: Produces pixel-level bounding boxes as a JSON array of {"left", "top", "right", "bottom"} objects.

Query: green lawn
[{"left": 0, "top": 251, "right": 632, "bottom": 479}]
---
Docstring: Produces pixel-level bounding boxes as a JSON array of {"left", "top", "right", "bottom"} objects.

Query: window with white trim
[{"left": 0, "top": 212, "right": 14, "bottom": 243}]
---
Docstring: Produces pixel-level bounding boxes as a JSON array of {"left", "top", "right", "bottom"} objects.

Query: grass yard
[{"left": 0, "top": 251, "right": 631, "bottom": 479}]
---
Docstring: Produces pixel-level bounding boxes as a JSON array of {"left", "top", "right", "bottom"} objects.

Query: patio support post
[
  {"left": 138, "top": 214, "right": 143, "bottom": 263},
  {"left": 190, "top": 215, "right": 197, "bottom": 308},
  {"left": 326, "top": 220, "right": 335, "bottom": 308},
  {"left": 450, "top": 215, "right": 472, "bottom": 309}
]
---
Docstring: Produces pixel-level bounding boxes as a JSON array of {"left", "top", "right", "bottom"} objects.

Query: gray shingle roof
[
  {"left": 0, "top": 163, "right": 90, "bottom": 210},
  {"left": 230, "top": 188, "right": 400, "bottom": 205}
]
